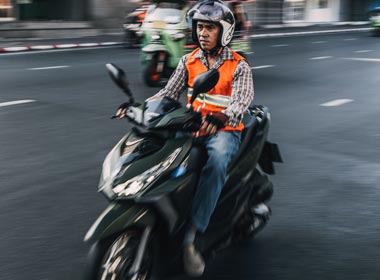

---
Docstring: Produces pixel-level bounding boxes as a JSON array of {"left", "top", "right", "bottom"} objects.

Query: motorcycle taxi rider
[{"left": 116, "top": 0, "right": 256, "bottom": 277}]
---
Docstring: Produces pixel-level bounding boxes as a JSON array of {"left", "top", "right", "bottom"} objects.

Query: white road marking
[
  {"left": 0, "top": 46, "right": 120, "bottom": 56},
  {"left": 270, "top": 44, "right": 289, "bottom": 47},
  {"left": 355, "top": 50, "right": 372, "bottom": 53},
  {"left": 29, "top": 45, "right": 55, "bottom": 50},
  {"left": 250, "top": 27, "right": 372, "bottom": 39},
  {"left": 78, "top": 43, "right": 99, "bottom": 47},
  {"left": 55, "top": 44, "right": 78, "bottom": 48},
  {"left": 312, "top": 41, "right": 328, "bottom": 44},
  {"left": 27, "top": 65, "right": 70, "bottom": 70},
  {"left": 2, "top": 46, "right": 29, "bottom": 52},
  {"left": 320, "top": 99, "right": 354, "bottom": 107},
  {"left": 343, "top": 38, "right": 358, "bottom": 41},
  {"left": 0, "top": 99, "right": 36, "bottom": 107},
  {"left": 310, "top": 56, "right": 332, "bottom": 60},
  {"left": 343, "top": 57, "right": 380, "bottom": 62},
  {"left": 251, "top": 65, "right": 275, "bottom": 70},
  {"left": 99, "top": 42, "right": 122, "bottom": 46}
]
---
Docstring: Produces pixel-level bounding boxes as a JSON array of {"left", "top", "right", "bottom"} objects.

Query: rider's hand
[
  {"left": 113, "top": 102, "right": 130, "bottom": 119},
  {"left": 200, "top": 112, "right": 228, "bottom": 135}
]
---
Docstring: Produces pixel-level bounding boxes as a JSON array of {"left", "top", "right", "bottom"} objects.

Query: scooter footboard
[{"left": 84, "top": 202, "right": 155, "bottom": 243}]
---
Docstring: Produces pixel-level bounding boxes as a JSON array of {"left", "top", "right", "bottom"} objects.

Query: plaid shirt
[{"left": 154, "top": 47, "right": 254, "bottom": 127}]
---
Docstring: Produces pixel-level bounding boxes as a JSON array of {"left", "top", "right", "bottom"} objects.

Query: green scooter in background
[
  {"left": 140, "top": 0, "right": 195, "bottom": 87},
  {"left": 369, "top": 6, "right": 380, "bottom": 36}
]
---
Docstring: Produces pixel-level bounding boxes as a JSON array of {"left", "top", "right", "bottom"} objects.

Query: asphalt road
[{"left": 0, "top": 30, "right": 379, "bottom": 280}]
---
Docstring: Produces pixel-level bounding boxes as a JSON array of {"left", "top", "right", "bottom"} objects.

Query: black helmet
[{"left": 187, "top": 0, "right": 235, "bottom": 48}]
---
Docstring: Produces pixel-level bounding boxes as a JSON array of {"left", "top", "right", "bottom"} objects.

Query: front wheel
[{"left": 84, "top": 230, "right": 154, "bottom": 280}]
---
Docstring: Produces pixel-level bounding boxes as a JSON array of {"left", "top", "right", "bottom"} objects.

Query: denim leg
[{"left": 191, "top": 131, "right": 241, "bottom": 232}]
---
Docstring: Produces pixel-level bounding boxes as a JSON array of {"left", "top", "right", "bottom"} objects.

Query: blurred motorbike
[
  {"left": 369, "top": 6, "right": 380, "bottom": 36},
  {"left": 229, "top": 0, "right": 252, "bottom": 57},
  {"left": 83, "top": 63, "right": 282, "bottom": 280},
  {"left": 140, "top": 0, "right": 194, "bottom": 87},
  {"left": 123, "top": 4, "right": 149, "bottom": 48}
]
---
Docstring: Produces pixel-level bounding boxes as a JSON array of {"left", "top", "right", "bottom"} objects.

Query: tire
[
  {"left": 234, "top": 170, "right": 273, "bottom": 241},
  {"left": 234, "top": 205, "right": 270, "bottom": 242},
  {"left": 374, "top": 29, "right": 380, "bottom": 37},
  {"left": 84, "top": 230, "right": 154, "bottom": 280},
  {"left": 143, "top": 59, "right": 162, "bottom": 87}
]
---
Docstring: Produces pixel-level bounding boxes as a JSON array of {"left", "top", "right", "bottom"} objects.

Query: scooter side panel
[
  {"left": 206, "top": 110, "right": 271, "bottom": 231},
  {"left": 84, "top": 202, "right": 155, "bottom": 243}
]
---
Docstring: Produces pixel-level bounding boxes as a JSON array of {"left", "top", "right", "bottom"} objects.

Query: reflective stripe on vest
[{"left": 187, "top": 89, "right": 231, "bottom": 108}]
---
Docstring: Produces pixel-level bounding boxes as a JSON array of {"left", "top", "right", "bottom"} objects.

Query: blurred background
[
  {"left": 0, "top": 0, "right": 379, "bottom": 27},
  {"left": 1, "top": 1, "right": 380, "bottom": 280}
]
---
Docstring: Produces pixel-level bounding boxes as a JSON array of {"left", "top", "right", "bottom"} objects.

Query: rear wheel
[
  {"left": 85, "top": 230, "right": 154, "bottom": 280},
  {"left": 143, "top": 59, "right": 162, "bottom": 87},
  {"left": 234, "top": 170, "right": 273, "bottom": 240}
]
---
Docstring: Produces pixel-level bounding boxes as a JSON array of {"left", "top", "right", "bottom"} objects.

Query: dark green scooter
[{"left": 83, "top": 63, "right": 282, "bottom": 280}]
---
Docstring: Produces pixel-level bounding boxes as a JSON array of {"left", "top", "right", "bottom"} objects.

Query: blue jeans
[{"left": 191, "top": 131, "right": 241, "bottom": 232}]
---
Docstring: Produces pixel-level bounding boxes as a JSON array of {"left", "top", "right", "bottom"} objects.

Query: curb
[
  {"left": 250, "top": 27, "right": 372, "bottom": 38},
  {"left": 0, "top": 26, "right": 373, "bottom": 53},
  {"left": 0, "top": 41, "right": 124, "bottom": 53}
]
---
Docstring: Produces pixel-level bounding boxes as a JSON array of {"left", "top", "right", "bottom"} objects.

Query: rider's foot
[{"left": 183, "top": 244, "right": 205, "bottom": 277}]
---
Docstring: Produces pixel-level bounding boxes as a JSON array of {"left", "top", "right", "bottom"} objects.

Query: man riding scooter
[{"left": 116, "top": 0, "right": 261, "bottom": 277}]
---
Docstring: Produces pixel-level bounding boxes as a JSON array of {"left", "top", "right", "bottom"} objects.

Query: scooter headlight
[
  {"left": 150, "top": 32, "right": 161, "bottom": 43},
  {"left": 169, "top": 32, "right": 185, "bottom": 41},
  {"left": 98, "top": 136, "right": 143, "bottom": 196},
  {"left": 99, "top": 146, "right": 124, "bottom": 189},
  {"left": 112, "top": 148, "right": 182, "bottom": 197}
]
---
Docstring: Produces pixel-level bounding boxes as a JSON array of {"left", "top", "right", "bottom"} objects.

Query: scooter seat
[{"left": 227, "top": 109, "right": 259, "bottom": 170}]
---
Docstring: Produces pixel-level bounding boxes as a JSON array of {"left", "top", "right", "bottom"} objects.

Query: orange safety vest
[{"left": 186, "top": 48, "right": 245, "bottom": 132}]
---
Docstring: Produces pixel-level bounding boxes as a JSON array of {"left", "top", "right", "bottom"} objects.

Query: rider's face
[{"left": 196, "top": 21, "right": 220, "bottom": 51}]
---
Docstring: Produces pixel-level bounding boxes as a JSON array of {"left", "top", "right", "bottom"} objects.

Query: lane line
[
  {"left": 249, "top": 27, "right": 372, "bottom": 39},
  {"left": 54, "top": 44, "right": 78, "bottom": 48},
  {"left": 27, "top": 65, "right": 70, "bottom": 70},
  {"left": 2, "top": 46, "right": 29, "bottom": 52},
  {"left": 29, "top": 45, "right": 55, "bottom": 50},
  {"left": 320, "top": 99, "right": 354, "bottom": 107},
  {"left": 0, "top": 99, "right": 36, "bottom": 107},
  {"left": 343, "top": 57, "right": 380, "bottom": 62},
  {"left": 355, "top": 50, "right": 372, "bottom": 53},
  {"left": 251, "top": 65, "right": 275, "bottom": 69},
  {"left": 312, "top": 41, "right": 328, "bottom": 44},
  {"left": 78, "top": 43, "right": 99, "bottom": 47},
  {"left": 0, "top": 46, "right": 122, "bottom": 56},
  {"left": 270, "top": 44, "right": 289, "bottom": 47},
  {"left": 343, "top": 38, "right": 358, "bottom": 41},
  {"left": 99, "top": 42, "right": 122, "bottom": 46},
  {"left": 309, "top": 56, "right": 332, "bottom": 60}
]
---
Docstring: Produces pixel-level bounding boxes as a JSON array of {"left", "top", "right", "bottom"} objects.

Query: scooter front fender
[
  {"left": 142, "top": 44, "right": 168, "bottom": 53},
  {"left": 84, "top": 202, "right": 155, "bottom": 243}
]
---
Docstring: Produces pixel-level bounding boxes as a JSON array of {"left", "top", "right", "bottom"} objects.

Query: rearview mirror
[
  {"left": 189, "top": 68, "right": 219, "bottom": 106},
  {"left": 106, "top": 63, "right": 134, "bottom": 101}
]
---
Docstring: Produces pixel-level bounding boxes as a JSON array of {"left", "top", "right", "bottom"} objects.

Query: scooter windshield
[
  {"left": 143, "top": 96, "right": 181, "bottom": 125},
  {"left": 145, "top": 5, "right": 183, "bottom": 24}
]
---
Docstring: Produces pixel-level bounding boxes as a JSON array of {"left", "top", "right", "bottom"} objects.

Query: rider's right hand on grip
[
  {"left": 183, "top": 111, "right": 202, "bottom": 131},
  {"left": 112, "top": 101, "right": 131, "bottom": 119}
]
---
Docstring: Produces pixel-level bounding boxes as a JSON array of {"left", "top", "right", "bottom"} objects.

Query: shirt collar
[{"left": 194, "top": 47, "right": 233, "bottom": 61}]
